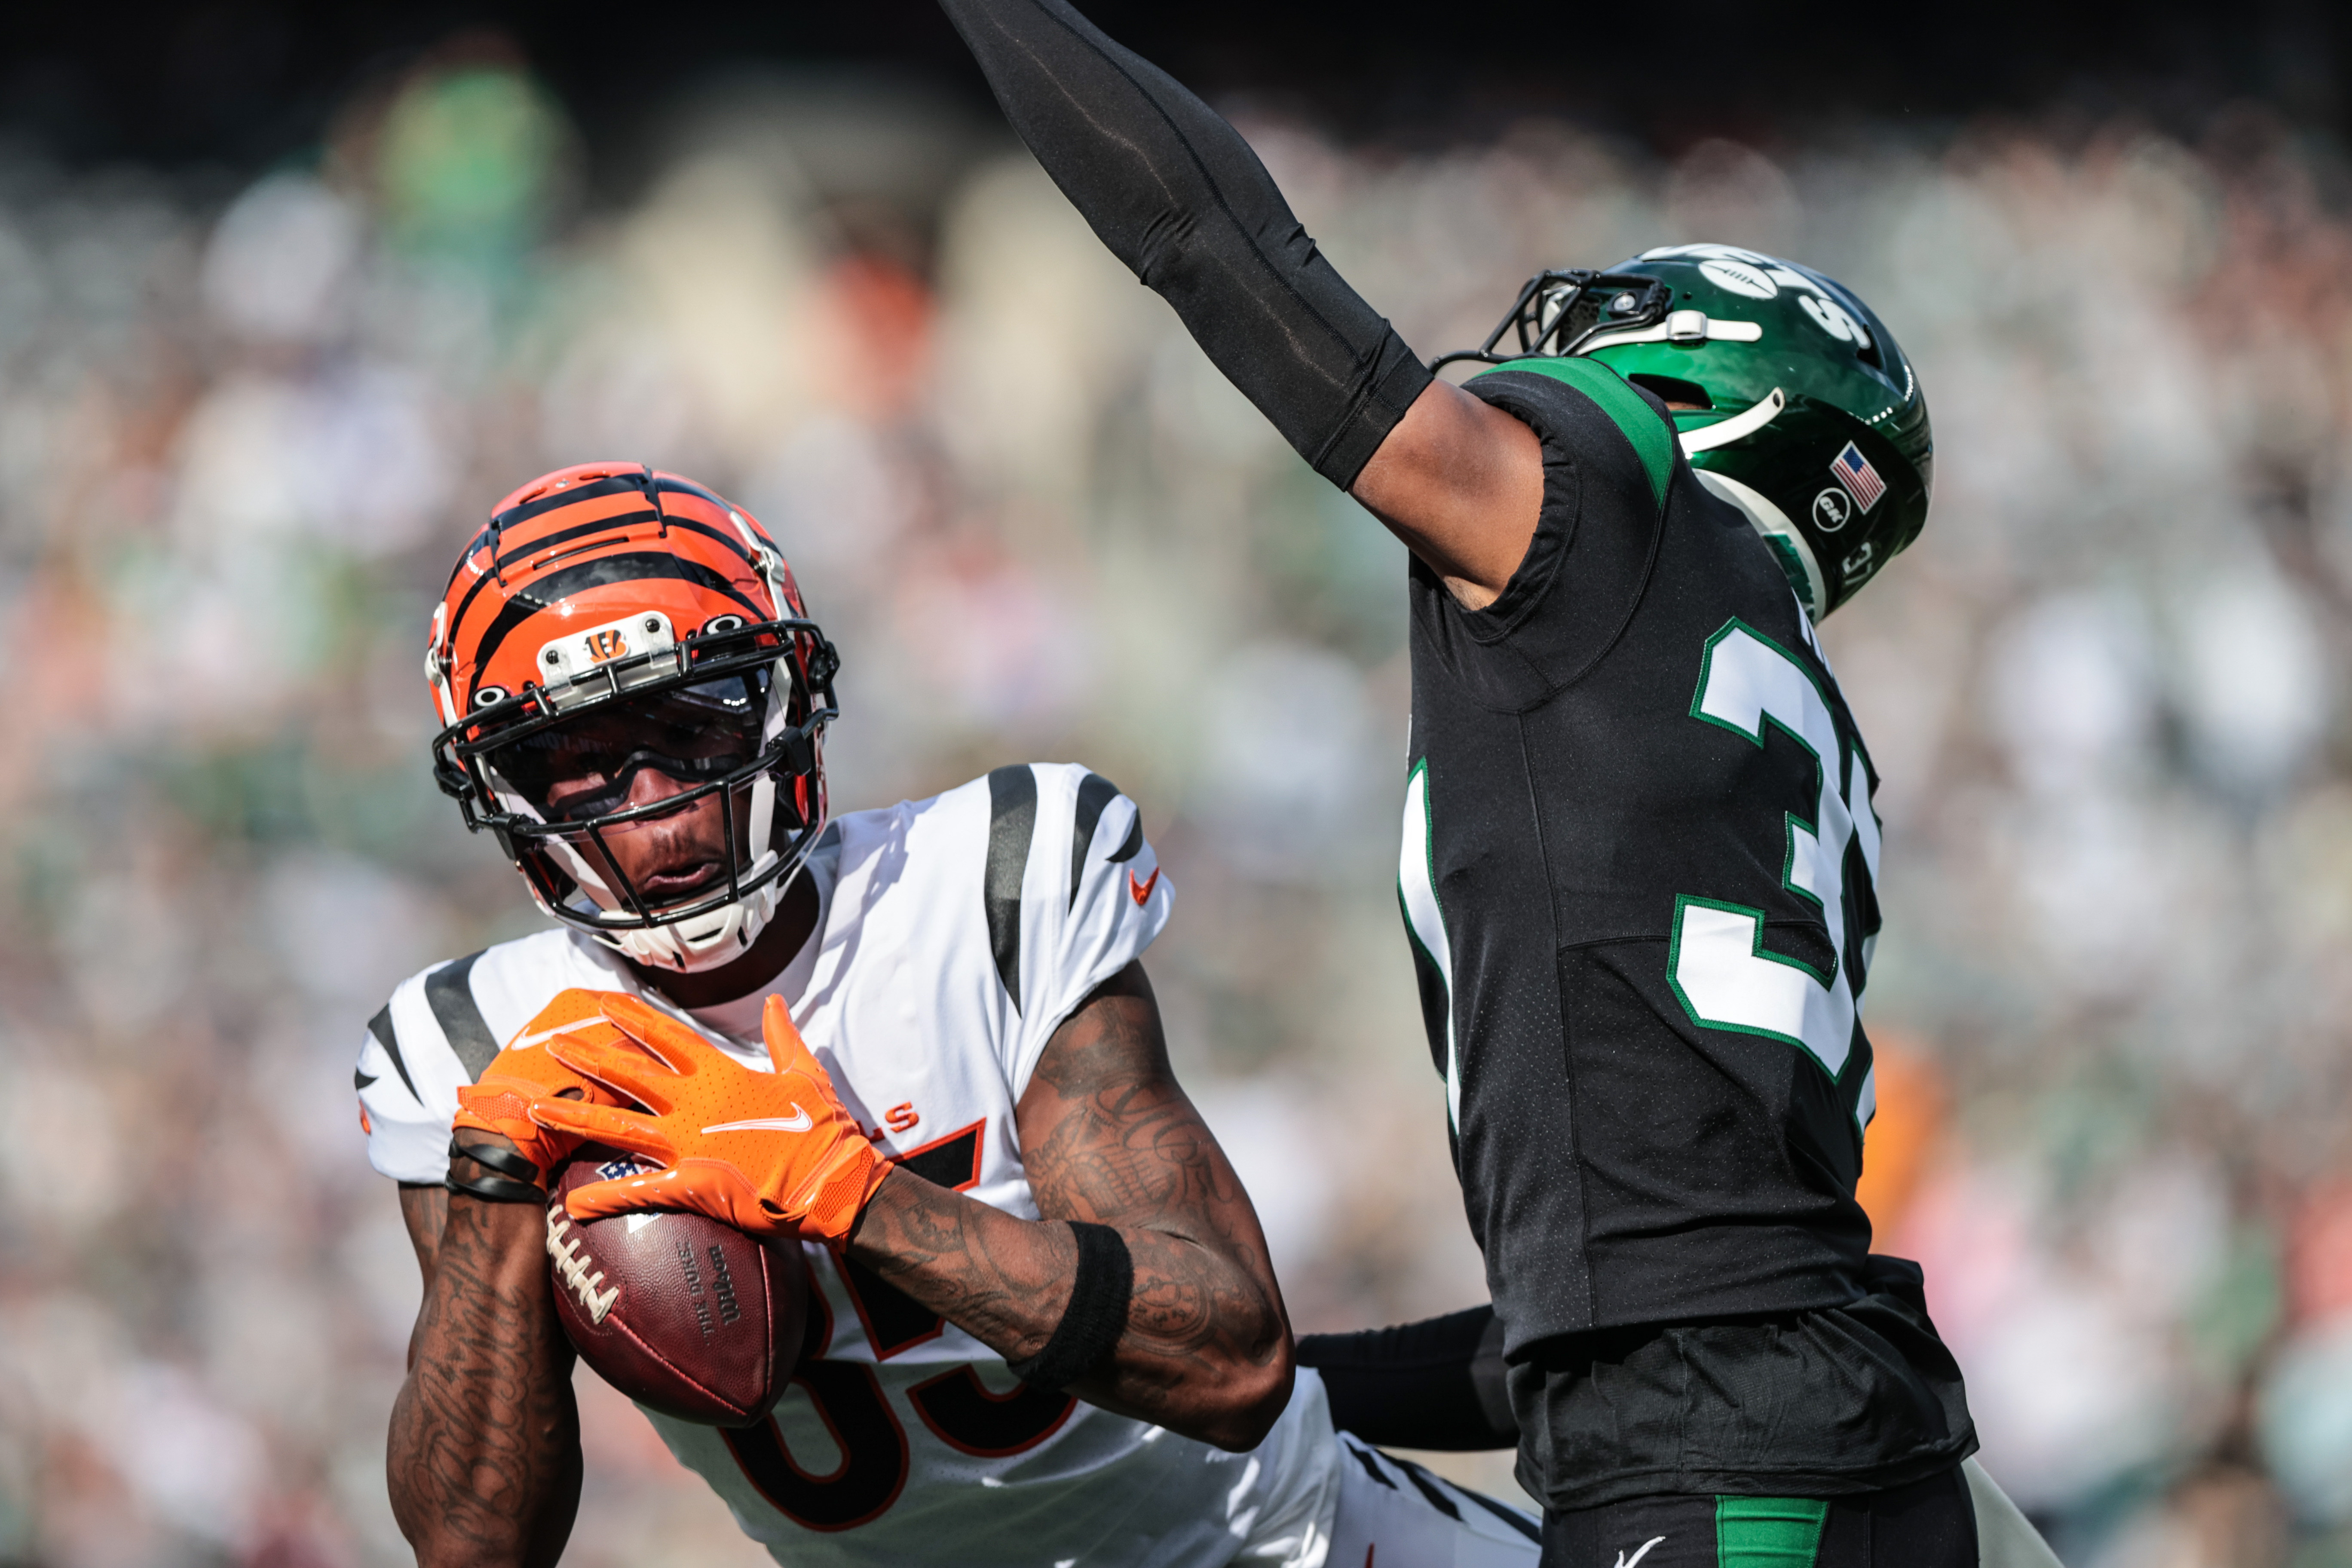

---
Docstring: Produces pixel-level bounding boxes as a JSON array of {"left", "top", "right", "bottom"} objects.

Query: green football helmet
[{"left": 1436, "top": 244, "right": 1931, "bottom": 616}]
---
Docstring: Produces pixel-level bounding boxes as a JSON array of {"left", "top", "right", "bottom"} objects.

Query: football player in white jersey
[{"left": 363, "top": 461, "right": 1540, "bottom": 1568}]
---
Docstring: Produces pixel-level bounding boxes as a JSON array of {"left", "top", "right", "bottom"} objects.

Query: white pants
[
  {"left": 1323, "top": 1434, "right": 1543, "bottom": 1568},
  {"left": 1963, "top": 1459, "right": 2064, "bottom": 1568}
]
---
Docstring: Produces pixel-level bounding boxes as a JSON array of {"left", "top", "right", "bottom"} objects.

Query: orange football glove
[
  {"left": 450, "top": 988, "right": 635, "bottom": 1183},
  {"left": 526, "top": 992, "right": 887, "bottom": 1243}
]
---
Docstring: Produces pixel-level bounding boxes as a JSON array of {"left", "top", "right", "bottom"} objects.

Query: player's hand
[
  {"left": 450, "top": 987, "right": 634, "bottom": 1185},
  {"left": 527, "top": 993, "right": 886, "bottom": 1243}
]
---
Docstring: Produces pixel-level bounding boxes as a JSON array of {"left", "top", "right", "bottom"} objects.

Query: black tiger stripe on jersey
[
  {"left": 1459, "top": 1486, "right": 1542, "bottom": 1544},
  {"left": 424, "top": 951, "right": 499, "bottom": 1081},
  {"left": 985, "top": 765, "right": 1039, "bottom": 1011},
  {"left": 1392, "top": 1455, "right": 1464, "bottom": 1521},
  {"left": 1070, "top": 772, "right": 1120, "bottom": 909},
  {"left": 367, "top": 1003, "right": 420, "bottom": 1102},
  {"left": 1106, "top": 815, "right": 1142, "bottom": 864}
]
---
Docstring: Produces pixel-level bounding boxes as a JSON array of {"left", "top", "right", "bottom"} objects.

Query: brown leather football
[{"left": 545, "top": 1147, "right": 808, "bottom": 1427}]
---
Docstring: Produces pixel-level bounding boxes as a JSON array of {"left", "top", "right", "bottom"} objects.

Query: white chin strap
[
  {"left": 598, "top": 850, "right": 787, "bottom": 973},
  {"left": 1678, "top": 386, "right": 1785, "bottom": 453},
  {"left": 1673, "top": 387, "right": 1829, "bottom": 618},
  {"left": 1692, "top": 469, "right": 1827, "bottom": 618}
]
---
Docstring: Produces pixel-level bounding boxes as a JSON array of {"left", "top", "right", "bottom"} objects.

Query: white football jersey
[{"left": 358, "top": 763, "right": 1343, "bottom": 1568}]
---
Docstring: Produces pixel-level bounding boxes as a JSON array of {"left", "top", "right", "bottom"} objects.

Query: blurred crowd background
[{"left": 6, "top": 12, "right": 2352, "bottom": 1568}]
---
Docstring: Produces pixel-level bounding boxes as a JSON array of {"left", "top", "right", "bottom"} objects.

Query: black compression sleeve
[
  {"left": 1295, "top": 1305, "right": 1518, "bottom": 1451},
  {"left": 937, "top": 0, "right": 1433, "bottom": 488}
]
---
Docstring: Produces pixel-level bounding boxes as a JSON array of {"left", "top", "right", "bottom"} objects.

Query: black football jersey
[{"left": 1400, "top": 358, "right": 1972, "bottom": 1498}]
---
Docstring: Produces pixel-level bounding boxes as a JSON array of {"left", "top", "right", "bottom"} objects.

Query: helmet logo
[
  {"left": 1800, "top": 294, "right": 1871, "bottom": 347},
  {"left": 1648, "top": 245, "right": 1876, "bottom": 350},
  {"left": 538, "top": 612, "right": 676, "bottom": 689},
  {"left": 1829, "top": 441, "right": 1888, "bottom": 512},
  {"left": 1811, "top": 488, "right": 1853, "bottom": 533},
  {"left": 1699, "top": 258, "right": 1778, "bottom": 299}
]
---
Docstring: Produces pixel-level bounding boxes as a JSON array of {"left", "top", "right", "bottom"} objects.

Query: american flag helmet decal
[{"left": 1831, "top": 441, "right": 1887, "bottom": 511}]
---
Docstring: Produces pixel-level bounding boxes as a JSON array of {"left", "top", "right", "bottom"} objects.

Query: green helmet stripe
[{"left": 1473, "top": 355, "right": 1673, "bottom": 510}]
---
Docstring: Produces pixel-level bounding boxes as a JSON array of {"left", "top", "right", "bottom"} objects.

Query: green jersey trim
[
  {"left": 1715, "top": 1495, "right": 1829, "bottom": 1567},
  {"left": 1472, "top": 355, "right": 1674, "bottom": 510}
]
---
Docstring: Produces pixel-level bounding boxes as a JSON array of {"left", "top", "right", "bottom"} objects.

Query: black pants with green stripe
[{"left": 1540, "top": 1467, "right": 1976, "bottom": 1568}]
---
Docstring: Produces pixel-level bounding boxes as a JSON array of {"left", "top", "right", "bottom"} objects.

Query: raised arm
[
  {"left": 389, "top": 1170, "right": 581, "bottom": 1568},
  {"left": 936, "top": 0, "right": 1542, "bottom": 605},
  {"left": 845, "top": 962, "right": 1294, "bottom": 1450}
]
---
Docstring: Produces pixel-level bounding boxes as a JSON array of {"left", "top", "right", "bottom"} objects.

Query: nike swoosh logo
[
  {"left": 1129, "top": 867, "right": 1161, "bottom": 905},
  {"left": 701, "top": 1109, "right": 813, "bottom": 1135},
  {"left": 1615, "top": 1537, "right": 1666, "bottom": 1568}
]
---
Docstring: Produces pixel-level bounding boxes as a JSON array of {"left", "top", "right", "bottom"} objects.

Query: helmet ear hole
[{"left": 1626, "top": 373, "right": 1712, "bottom": 410}]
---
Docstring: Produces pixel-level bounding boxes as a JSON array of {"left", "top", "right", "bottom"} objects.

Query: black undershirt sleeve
[
  {"left": 1295, "top": 1305, "right": 1518, "bottom": 1451},
  {"left": 936, "top": 0, "right": 1434, "bottom": 488}
]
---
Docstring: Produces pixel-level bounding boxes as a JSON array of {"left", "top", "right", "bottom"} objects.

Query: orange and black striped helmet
[{"left": 427, "top": 462, "right": 838, "bottom": 971}]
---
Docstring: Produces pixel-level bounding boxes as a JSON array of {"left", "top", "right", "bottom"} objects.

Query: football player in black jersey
[{"left": 934, "top": 3, "right": 2064, "bottom": 1564}]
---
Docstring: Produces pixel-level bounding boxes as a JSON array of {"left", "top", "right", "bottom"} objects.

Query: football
[{"left": 545, "top": 1147, "right": 809, "bottom": 1427}]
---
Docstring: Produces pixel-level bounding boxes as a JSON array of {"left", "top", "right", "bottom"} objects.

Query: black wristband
[
  {"left": 445, "top": 1134, "right": 546, "bottom": 1204},
  {"left": 451, "top": 1134, "right": 543, "bottom": 1182},
  {"left": 1008, "top": 1221, "right": 1132, "bottom": 1391}
]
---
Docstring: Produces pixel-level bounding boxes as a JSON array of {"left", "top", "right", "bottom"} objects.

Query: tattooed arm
[
  {"left": 389, "top": 1154, "right": 582, "bottom": 1568},
  {"left": 844, "top": 961, "right": 1294, "bottom": 1451}
]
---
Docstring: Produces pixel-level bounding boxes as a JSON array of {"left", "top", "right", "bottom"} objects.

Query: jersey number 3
[{"left": 1669, "top": 620, "right": 1880, "bottom": 1127}]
